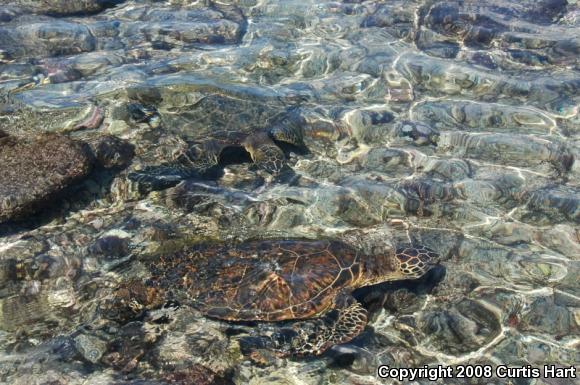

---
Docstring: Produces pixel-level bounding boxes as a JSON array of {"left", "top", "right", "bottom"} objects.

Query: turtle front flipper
[
  {"left": 99, "top": 280, "right": 166, "bottom": 323},
  {"left": 240, "top": 293, "right": 368, "bottom": 357},
  {"left": 299, "top": 295, "right": 368, "bottom": 356},
  {"left": 242, "top": 132, "right": 286, "bottom": 175}
]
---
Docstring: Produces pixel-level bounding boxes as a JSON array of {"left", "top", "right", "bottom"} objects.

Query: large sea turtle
[{"left": 106, "top": 240, "right": 438, "bottom": 356}]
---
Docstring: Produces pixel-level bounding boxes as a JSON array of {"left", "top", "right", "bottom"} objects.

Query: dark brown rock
[
  {"left": 0, "top": 133, "right": 93, "bottom": 222},
  {"left": 160, "top": 365, "right": 232, "bottom": 385},
  {"left": 88, "top": 135, "right": 134, "bottom": 169}
]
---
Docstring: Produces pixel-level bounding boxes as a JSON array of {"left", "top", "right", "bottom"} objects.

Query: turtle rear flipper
[
  {"left": 128, "top": 165, "right": 191, "bottom": 191},
  {"left": 240, "top": 294, "right": 368, "bottom": 357}
]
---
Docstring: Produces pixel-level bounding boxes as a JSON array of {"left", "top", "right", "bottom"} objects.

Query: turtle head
[
  {"left": 242, "top": 132, "right": 286, "bottom": 175},
  {"left": 360, "top": 246, "right": 439, "bottom": 286},
  {"left": 394, "top": 246, "right": 439, "bottom": 279}
]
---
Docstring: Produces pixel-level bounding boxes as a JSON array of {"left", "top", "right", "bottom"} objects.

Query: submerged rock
[
  {"left": 74, "top": 333, "right": 107, "bottom": 364},
  {"left": 437, "top": 132, "right": 574, "bottom": 173},
  {"left": 417, "top": 299, "right": 502, "bottom": 355},
  {"left": 88, "top": 235, "right": 130, "bottom": 259},
  {"left": 0, "top": 101, "right": 104, "bottom": 134},
  {"left": 159, "top": 365, "right": 232, "bottom": 385},
  {"left": 0, "top": 133, "right": 93, "bottom": 222},
  {"left": 521, "top": 186, "right": 580, "bottom": 223},
  {"left": 0, "top": 20, "right": 97, "bottom": 60},
  {"left": 9, "top": 0, "right": 124, "bottom": 16},
  {"left": 0, "top": 133, "right": 133, "bottom": 222}
]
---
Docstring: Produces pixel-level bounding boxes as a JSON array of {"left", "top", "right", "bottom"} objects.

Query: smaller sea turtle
[
  {"left": 127, "top": 129, "right": 291, "bottom": 191},
  {"left": 106, "top": 240, "right": 438, "bottom": 356},
  {"left": 125, "top": 104, "right": 350, "bottom": 191}
]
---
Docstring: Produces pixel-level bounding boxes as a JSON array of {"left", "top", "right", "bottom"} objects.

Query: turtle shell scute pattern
[{"left": 148, "top": 240, "right": 363, "bottom": 322}]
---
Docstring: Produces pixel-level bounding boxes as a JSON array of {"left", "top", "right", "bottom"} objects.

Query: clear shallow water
[{"left": 0, "top": 0, "right": 579, "bottom": 384}]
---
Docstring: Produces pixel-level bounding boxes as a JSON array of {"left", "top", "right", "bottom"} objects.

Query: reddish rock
[
  {"left": 0, "top": 133, "right": 93, "bottom": 222},
  {"left": 161, "top": 365, "right": 231, "bottom": 385}
]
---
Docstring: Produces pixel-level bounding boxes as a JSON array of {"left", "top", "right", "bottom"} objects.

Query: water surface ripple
[{"left": 0, "top": 0, "right": 578, "bottom": 384}]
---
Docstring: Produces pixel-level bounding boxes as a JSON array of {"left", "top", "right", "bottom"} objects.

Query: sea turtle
[
  {"left": 127, "top": 129, "right": 289, "bottom": 191},
  {"left": 125, "top": 95, "right": 310, "bottom": 191},
  {"left": 106, "top": 240, "right": 438, "bottom": 356},
  {"left": 124, "top": 92, "right": 355, "bottom": 192}
]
